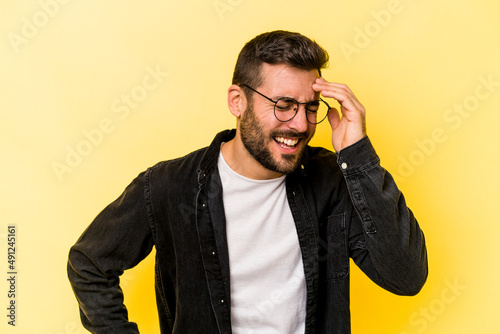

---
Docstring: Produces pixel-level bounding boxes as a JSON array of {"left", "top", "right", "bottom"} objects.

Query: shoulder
[
  {"left": 147, "top": 146, "right": 209, "bottom": 180},
  {"left": 305, "top": 145, "right": 339, "bottom": 172},
  {"left": 297, "top": 145, "right": 346, "bottom": 193},
  {"left": 146, "top": 129, "right": 234, "bottom": 179}
]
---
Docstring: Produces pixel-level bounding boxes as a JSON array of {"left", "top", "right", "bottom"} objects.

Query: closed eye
[
  {"left": 275, "top": 97, "right": 298, "bottom": 111},
  {"left": 306, "top": 101, "right": 320, "bottom": 112}
]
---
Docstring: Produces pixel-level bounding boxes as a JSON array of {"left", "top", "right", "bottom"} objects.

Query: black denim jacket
[{"left": 68, "top": 129, "right": 428, "bottom": 334}]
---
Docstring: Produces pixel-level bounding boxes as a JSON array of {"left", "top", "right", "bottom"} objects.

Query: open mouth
[{"left": 274, "top": 136, "right": 300, "bottom": 149}]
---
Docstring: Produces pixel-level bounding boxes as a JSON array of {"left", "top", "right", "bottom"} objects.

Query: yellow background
[{"left": 1, "top": 0, "right": 499, "bottom": 333}]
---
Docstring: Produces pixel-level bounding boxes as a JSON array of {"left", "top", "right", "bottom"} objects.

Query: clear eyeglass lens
[
  {"left": 274, "top": 98, "right": 298, "bottom": 121},
  {"left": 306, "top": 100, "right": 329, "bottom": 124}
]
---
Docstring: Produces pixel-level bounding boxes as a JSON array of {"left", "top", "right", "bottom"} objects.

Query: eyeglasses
[{"left": 240, "top": 84, "right": 331, "bottom": 124}]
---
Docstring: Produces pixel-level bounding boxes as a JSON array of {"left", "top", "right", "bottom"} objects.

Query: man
[{"left": 68, "top": 30, "right": 427, "bottom": 333}]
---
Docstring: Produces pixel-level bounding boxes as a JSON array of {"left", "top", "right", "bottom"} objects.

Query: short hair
[{"left": 232, "top": 30, "right": 330, "bottom": 98}]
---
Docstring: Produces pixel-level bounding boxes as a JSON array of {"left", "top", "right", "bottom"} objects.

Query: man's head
[
  {"left": 232, "top": 30, "right": 329, "bottom": 101},
  {"left": 227, "top": 31, "right": 330, "bottom": 178}
]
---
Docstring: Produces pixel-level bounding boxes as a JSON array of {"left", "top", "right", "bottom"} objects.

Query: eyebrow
[{"left": 274, "top": 95, "right": 321, "bottom": 104}]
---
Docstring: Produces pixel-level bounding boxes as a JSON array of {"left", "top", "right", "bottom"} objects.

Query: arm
[
  {"left": 67, "top": 172, "right": 154, "bottom": 333},
  {"left": 338, "top": 137, "right": 427, "bottom": 294},
  {"left": 313, "top": 79, "right": 427, "bottom": 294}
]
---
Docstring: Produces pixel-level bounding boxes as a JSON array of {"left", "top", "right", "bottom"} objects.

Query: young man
[{"left": 68, "top": 30, "right": 427, "bottom": 333}]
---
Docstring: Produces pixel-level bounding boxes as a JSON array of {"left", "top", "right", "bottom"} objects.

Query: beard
[{"left": 239, "top": 104, "right": 312, "bottom": 174}]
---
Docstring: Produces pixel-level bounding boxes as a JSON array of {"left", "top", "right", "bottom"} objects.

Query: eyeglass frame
[{"left": 239, "top": 84, "right": 331, "bottom": 124}]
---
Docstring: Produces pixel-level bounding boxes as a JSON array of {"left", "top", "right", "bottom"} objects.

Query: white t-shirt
[{"left": 218, "top": 151, "right": 306, "bottom": 334}]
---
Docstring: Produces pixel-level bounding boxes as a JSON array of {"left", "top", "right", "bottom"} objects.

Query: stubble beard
[{"left": 239, "top": 104, "right": 312, "bottom": 175}]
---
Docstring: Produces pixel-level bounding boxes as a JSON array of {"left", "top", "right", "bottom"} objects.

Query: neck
[{"left": 221, "top": 134, "right": 283, "bottom": 180}]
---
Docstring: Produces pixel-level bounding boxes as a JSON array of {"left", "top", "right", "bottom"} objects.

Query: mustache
[{"left": 270, "top": 130, "right": 309, "bottom": 139}]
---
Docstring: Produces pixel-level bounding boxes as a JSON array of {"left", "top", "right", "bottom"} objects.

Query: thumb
[{"left": 327, "top": 107, "right": 341, "bottom": 130}]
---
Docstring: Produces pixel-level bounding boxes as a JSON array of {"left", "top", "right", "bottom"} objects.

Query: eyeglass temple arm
[{"left": 239, "top": 84, "right": 278, "bottom": 104}]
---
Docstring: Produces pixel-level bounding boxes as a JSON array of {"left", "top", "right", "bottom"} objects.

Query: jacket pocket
[{"left": 327, "top": 213, "right": 349, "bottom": 280}]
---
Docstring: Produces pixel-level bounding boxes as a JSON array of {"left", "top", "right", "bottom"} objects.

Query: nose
[{"left": 288, "top": 104, "right": 311, "bottom": 133}]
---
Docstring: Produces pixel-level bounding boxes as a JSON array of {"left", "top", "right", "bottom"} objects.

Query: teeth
[{"left": 275, "top": 137, "right": 299, "bottom": 147}]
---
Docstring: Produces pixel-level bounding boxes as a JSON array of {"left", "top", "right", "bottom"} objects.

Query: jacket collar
[
  {"left": 197, "top": 129, "right": 236, "bottom": 185},
  {"left": 197, "top": 129, "right": 309, "bottom": 184}
]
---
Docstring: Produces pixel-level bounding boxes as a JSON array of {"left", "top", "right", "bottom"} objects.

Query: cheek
[
  {"left": 256, "top": 112, "right": 281, "bottom": 132},
  {"left": 252, "top": 102, "right": 275, "bottom": 121},
  {"left": 256, "top": 112, "right": 275, "bottom": 125},
  {"left": 307, "top": 124, "right": 317, "bottom": 137},
  {"left": 259, "top": 110, "right": 277, "bottom": 125}
]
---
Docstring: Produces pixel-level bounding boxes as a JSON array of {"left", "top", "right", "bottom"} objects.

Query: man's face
[{"left": 239, "top": 64, "right": 319, "bottom": 174}]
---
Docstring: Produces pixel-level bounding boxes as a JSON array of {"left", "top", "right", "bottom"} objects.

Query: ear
[{"left": 227, "top": 84, "right": 247, "bottom": 118}]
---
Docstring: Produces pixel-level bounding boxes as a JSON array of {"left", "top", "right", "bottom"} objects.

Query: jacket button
[{"left": 341, "top": 162, "right": 348, "bottom": 170}]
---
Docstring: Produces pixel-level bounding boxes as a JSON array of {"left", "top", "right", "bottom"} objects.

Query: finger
[
  {"left": 313, "top": 81, "right": 358, "bottom": 98},
  {"left": 312, "top": 80, "right": 366, "bottom": 115},
  {"left": 327, "top": 107, "right": 341, "bottom": 130},
  {"left": 314, "top": 85, "right": 365, "bottom": 114},
  {"left": 325, "top": 92, "right": 364, "bottom": 117},
  {"left": 314, "top": 84, "right": 355, "bottom": 102},
  {"left": 315, "top": 77, "right": 327, "bottom": 84}
]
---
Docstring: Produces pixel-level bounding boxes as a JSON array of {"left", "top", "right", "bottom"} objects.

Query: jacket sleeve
[
  {"left": 338, "top": 137, "right": 428, "bottom": 295},
  {"left": 67, "top": 171, "right": 154, "bottom": 333}
]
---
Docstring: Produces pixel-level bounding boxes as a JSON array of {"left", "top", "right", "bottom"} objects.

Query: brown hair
[{"left": 232, "top": 30, "right": 329, "bottom": 97}]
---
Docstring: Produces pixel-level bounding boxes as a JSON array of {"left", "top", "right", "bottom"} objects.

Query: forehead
[{"left": 258, "top": 63, "right": 319, "bottom": 98}]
